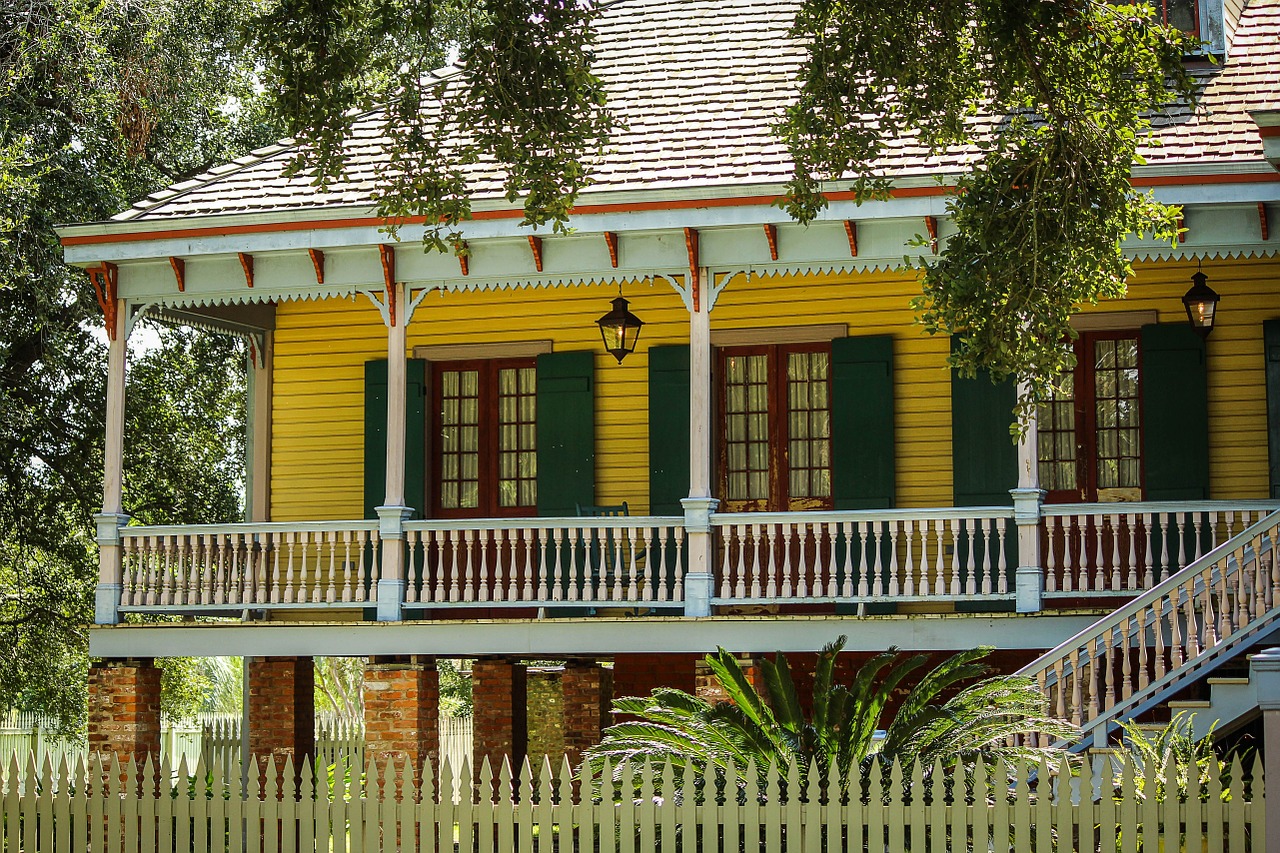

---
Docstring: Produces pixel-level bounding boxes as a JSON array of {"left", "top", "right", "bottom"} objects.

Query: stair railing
[{"left": 1017, "top": 509, "right": 1280, "bottom": 749}]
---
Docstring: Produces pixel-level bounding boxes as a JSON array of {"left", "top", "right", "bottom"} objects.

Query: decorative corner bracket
[
  {"left": 87, "top": 263, "right": 119, "bottom": 340},
  {"left": 247, "top": 331, "right": 269, "bottom": 370},
  {"left": 924, "top": 216, "right": 938, "bottom": 254},
  {"left": 604, "top": 231, "right": 619, "bottom": 268},
  {"left": 379, "top": 244, "right": 397, "bottom": 326},
  {"left": 1177, "top": 216, "right": 1187, "bottom": 245},
  {"left": 684, "top": 227, "right": 700, "bottom": 311},
  {"left": 124, "top": 302, "right": 156, "bottom": 342},
  {"left": 763, "top": 224, "right": 779, "bottom": 261},
  {"left": 168, "top": 257, "right": 185, "bottom": 292},
  {"left": 843, "top": 221, "right": 858, "bottom": 257},
  {"left": 238, "top": 252, "right": 254, "bottom": 288},
  {"left": 309, "top": 248, "right": 325, "bottom": 284},
  {"left": 1261, "top": 203, "right": 1270, "bottom": 241},
  {"left": 527, "top": 235, "right": 544, "bottom": 273}
]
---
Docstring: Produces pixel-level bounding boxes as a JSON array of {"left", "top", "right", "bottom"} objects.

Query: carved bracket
[
  {"left": 87, "top": 263, "right": 119, "bottom": 340},
  {"left": 247, "top": 331, "right": 269, "bottom": 370},
  {"left": 1261, "top": 203, "right": 1270, "bottom": 241},
  {"left": 684, "top": 227, "right": 700, "bottom": 311},
  {"left": 169, "top": 257, "right": 185, "bottom": 292},
  {"left": 1177, "top": 216, "right": 1187, "bottom": 244},
  {"left": 528, "top": 235, "right": 544, "bottom": 272},
  {"left": 379, "top": 244, "right": 397, "bottom": 326},
  {"left": 844, "top": 221, "right": 858, "bottom": 257},
  {"left": 924, "top": 216, "right": 938, "bottom": 254},
  {"left": 309, "top": 248, "right": 325, "bottom": 284},
  {"left": 763, "top": 224, "right": 778, "bottom": 261},
  {"left": 604, "top": 231, "right": 619, "bottom": 268},
  {"left": 238, "top": 252, "right": 254, "bottom": 288},
  {"left": 458, "top": 241, "right": 470, "bottom": 276}
]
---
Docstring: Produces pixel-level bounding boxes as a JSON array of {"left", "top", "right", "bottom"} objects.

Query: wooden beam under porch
[{"left": 88, "top": 611, "right": 1100, "bottom": 659}]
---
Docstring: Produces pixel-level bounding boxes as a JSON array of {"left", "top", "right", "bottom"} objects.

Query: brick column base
[
  {"left": 88, "top": 658, "right": 162, "bottom": 763},
  {"left": 697, "top": 654, "right": 768, "bottom": 706},
  {"left": 472, "top": 658, "right": 527, "bottom": 774},
  {"left": 247, "top": 656, "right": 315, "bottom": 767},
  {"left": 562, "top": 661, "right": 612, "bottom": 768},
  {"left": 363, "top": 656, "right": 439, "bottom": 773}
]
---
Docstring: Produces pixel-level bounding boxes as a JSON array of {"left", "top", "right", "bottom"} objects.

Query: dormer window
[{"left": 1160, "top": 0, "right": 1199, "bottom": 35}]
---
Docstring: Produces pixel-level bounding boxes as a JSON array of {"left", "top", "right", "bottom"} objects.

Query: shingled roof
[{"left": 114, "top": 0, "right": 1280, "bottom": 223}]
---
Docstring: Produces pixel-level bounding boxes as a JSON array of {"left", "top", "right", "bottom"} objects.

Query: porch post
[
  {"left": 1251, "top": 648, "right": 1280, "bottom": 853},
  {"left": 1011, "top": 384, "right": 1044, "bottom": 613},
  {"left": 682, "top": 268, "right": 718, "bottom": 617},
  {"left": 245, "top": 333, "right": 273, "bottom": 523},
  {"left": 95, "top": 300, "right": 130, "bottom": 625},
  {"left": 376, "top": 280, "right": 412, "bottom": 622}
]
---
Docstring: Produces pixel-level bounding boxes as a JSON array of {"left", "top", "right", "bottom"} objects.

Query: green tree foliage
[
  {"left": 256, "top": 1, "right": 1199, "bottom": 416},
  {"left": 0, "top": 0, "right": 281, "bottom": 732},
  {"left": 778, "top": 1, "right": 1199, "bottom": 423},
  {"left": 584, "top": 637, "right": 1076, "bottom": 791},
  {"left": 249, "top": 0, "right": 613, "bottom": 250}
]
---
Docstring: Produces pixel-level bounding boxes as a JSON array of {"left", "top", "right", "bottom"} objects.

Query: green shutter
[
  {"left": 648, "top": 345, "right": 691, "bottom": 516},
  {"left": 832, "top": 335, "right": 895, "bottom": 510},
  {"left": 950, "top": 346, "right": 1018, "bottom": 613},
  {"left": 1264, "top": 320, "right": 1280, "bottom": 499},
  {"left": 363, "top": 358, "right": 428, "bottom": 519},
  {"left": 950, "top": 360, "right": 1018, "bottom": 506},
  {"left": 536, "top": 350, "right": 596, "bottom": 517},
  {"left": 831, "top": 336, "right": 895, "bottom": 615},
  {"left": 1140, "top": 323, "right": 1209, "bottom": 501}
]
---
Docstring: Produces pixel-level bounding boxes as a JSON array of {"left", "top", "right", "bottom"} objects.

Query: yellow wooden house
[{"left": 59, "top": 0, "right": 1280, "bottom": 768}]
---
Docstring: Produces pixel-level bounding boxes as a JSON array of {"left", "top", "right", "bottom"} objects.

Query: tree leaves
[{"left": 777, "top": 0, "right": 1200, "bottom": 426}]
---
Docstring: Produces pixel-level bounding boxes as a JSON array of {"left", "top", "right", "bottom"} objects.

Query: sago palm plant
[{"left": 584, "top": 636, "right": 1076, "bottom": 792}]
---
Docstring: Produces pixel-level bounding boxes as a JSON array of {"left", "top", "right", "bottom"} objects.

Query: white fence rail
[
  {"left": 403, "top": 517, "right": 686, "bottom": 607},
  {"left": 711, "top": 508, "right": 1013, "bottom": 604},
  {"left": 119, "top": 522, "right": 381, "bottom": 610},
  {"left": 1020, "top": 509, "right": 1280, "bottom": 746},
  {"left": 0, "top": 751, "right": 1260, "bottom": 852},
  {"left": 1042, "top": 501, "right": 1279, "bottom": 597}
]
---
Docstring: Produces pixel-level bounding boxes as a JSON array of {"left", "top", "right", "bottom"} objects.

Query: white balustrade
[
  {"left": 119, "top": 522, "right": 381, "bottom": 609},
  {"left": 710, "top": 508, "right": 1012, "bottom": 604},
  {"left": 403, "top": 518, "right": 686, "bottom": 607},
  {"left": 1019, "top": 509, "right": 1280, "bottom": 746},
  {"left": 1041, "top": 501, "right": 1279, "bottom": 596}
]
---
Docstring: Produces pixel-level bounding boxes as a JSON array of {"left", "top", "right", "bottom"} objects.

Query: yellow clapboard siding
[{"left": 270, "top": 255, "right": 1280, "bottom": 521}]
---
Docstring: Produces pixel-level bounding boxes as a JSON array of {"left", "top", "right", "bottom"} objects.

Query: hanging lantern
[
  {"left": 596, "top": 291, "right": 644, "bottom": 363},
  {"left": 1182, "top": 268, "right": 1220, "bottom": 337}
]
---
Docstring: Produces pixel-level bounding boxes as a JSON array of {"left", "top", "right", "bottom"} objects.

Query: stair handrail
[{"left": 1016, "top": 508, "right": 1280, "bottom": 744}]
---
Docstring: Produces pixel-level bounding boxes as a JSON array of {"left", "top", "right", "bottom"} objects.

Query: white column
[
  {"left": 682, "top": 270, "right": 718, "bottom": 617},
  {"left": 376, "top": 281, "right": 412, "bottom": 622},
  {"left": 95, "top": 301, "right": 130, "bottom": 624},
  {"left": 244, "top": 333, "right": 273, "bottom": 523},
  {"left": 1011, "top": 385, "right": 1044, "bottom": 613}
]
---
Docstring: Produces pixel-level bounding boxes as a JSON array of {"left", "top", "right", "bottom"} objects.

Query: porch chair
[{"left": 574, "top": 502, "right": 647, "bottom": 603}]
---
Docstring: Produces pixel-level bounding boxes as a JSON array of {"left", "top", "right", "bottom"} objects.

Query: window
[
  {"left": 1159, "top": 0, "right": 1199, "bottom": 34},
  {"left": 434, "top": 359, "right": 536, "bottom": 517},
  {"left": 1037, "top": 331, "right": 1143, "bottom": 503},
  {"left": 718, "top": 343, "right": 832, "bottom": 512}
]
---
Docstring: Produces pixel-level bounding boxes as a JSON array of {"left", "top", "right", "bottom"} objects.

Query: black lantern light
[
  {"left": 596, "top": 287, "right": 644, "bottom": 363},
  {"left": 1182, "top": 263, "right": 1220, "bottom": 338}
]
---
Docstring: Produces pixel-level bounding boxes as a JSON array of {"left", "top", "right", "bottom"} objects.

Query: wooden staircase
[{"left": 1018, "top": 510, "right": 1280, "bottom": 750}]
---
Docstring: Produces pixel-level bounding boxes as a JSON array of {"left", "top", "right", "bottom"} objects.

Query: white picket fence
[
  {"left": 0, "top": 751, "right": 1261, "bottom": 852},
  {"left": 0, "top": 712, "right": 201, "bottom": 771}
]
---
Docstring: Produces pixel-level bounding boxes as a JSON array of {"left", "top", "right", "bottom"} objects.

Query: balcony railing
[
  {"left": 711, "top": 507, "right": 1013, "bottom": 606},
  {"left": 105, "top": 499, "right": 1280, "bottom": 621}
]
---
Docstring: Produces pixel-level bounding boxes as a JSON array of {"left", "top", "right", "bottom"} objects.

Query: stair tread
[
  {"left": 1207, "top": 677, "right": 1251, "bottom": 685},
  {"left": 1167, "top": 700, "right": 1213, "bottom": 708}
]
